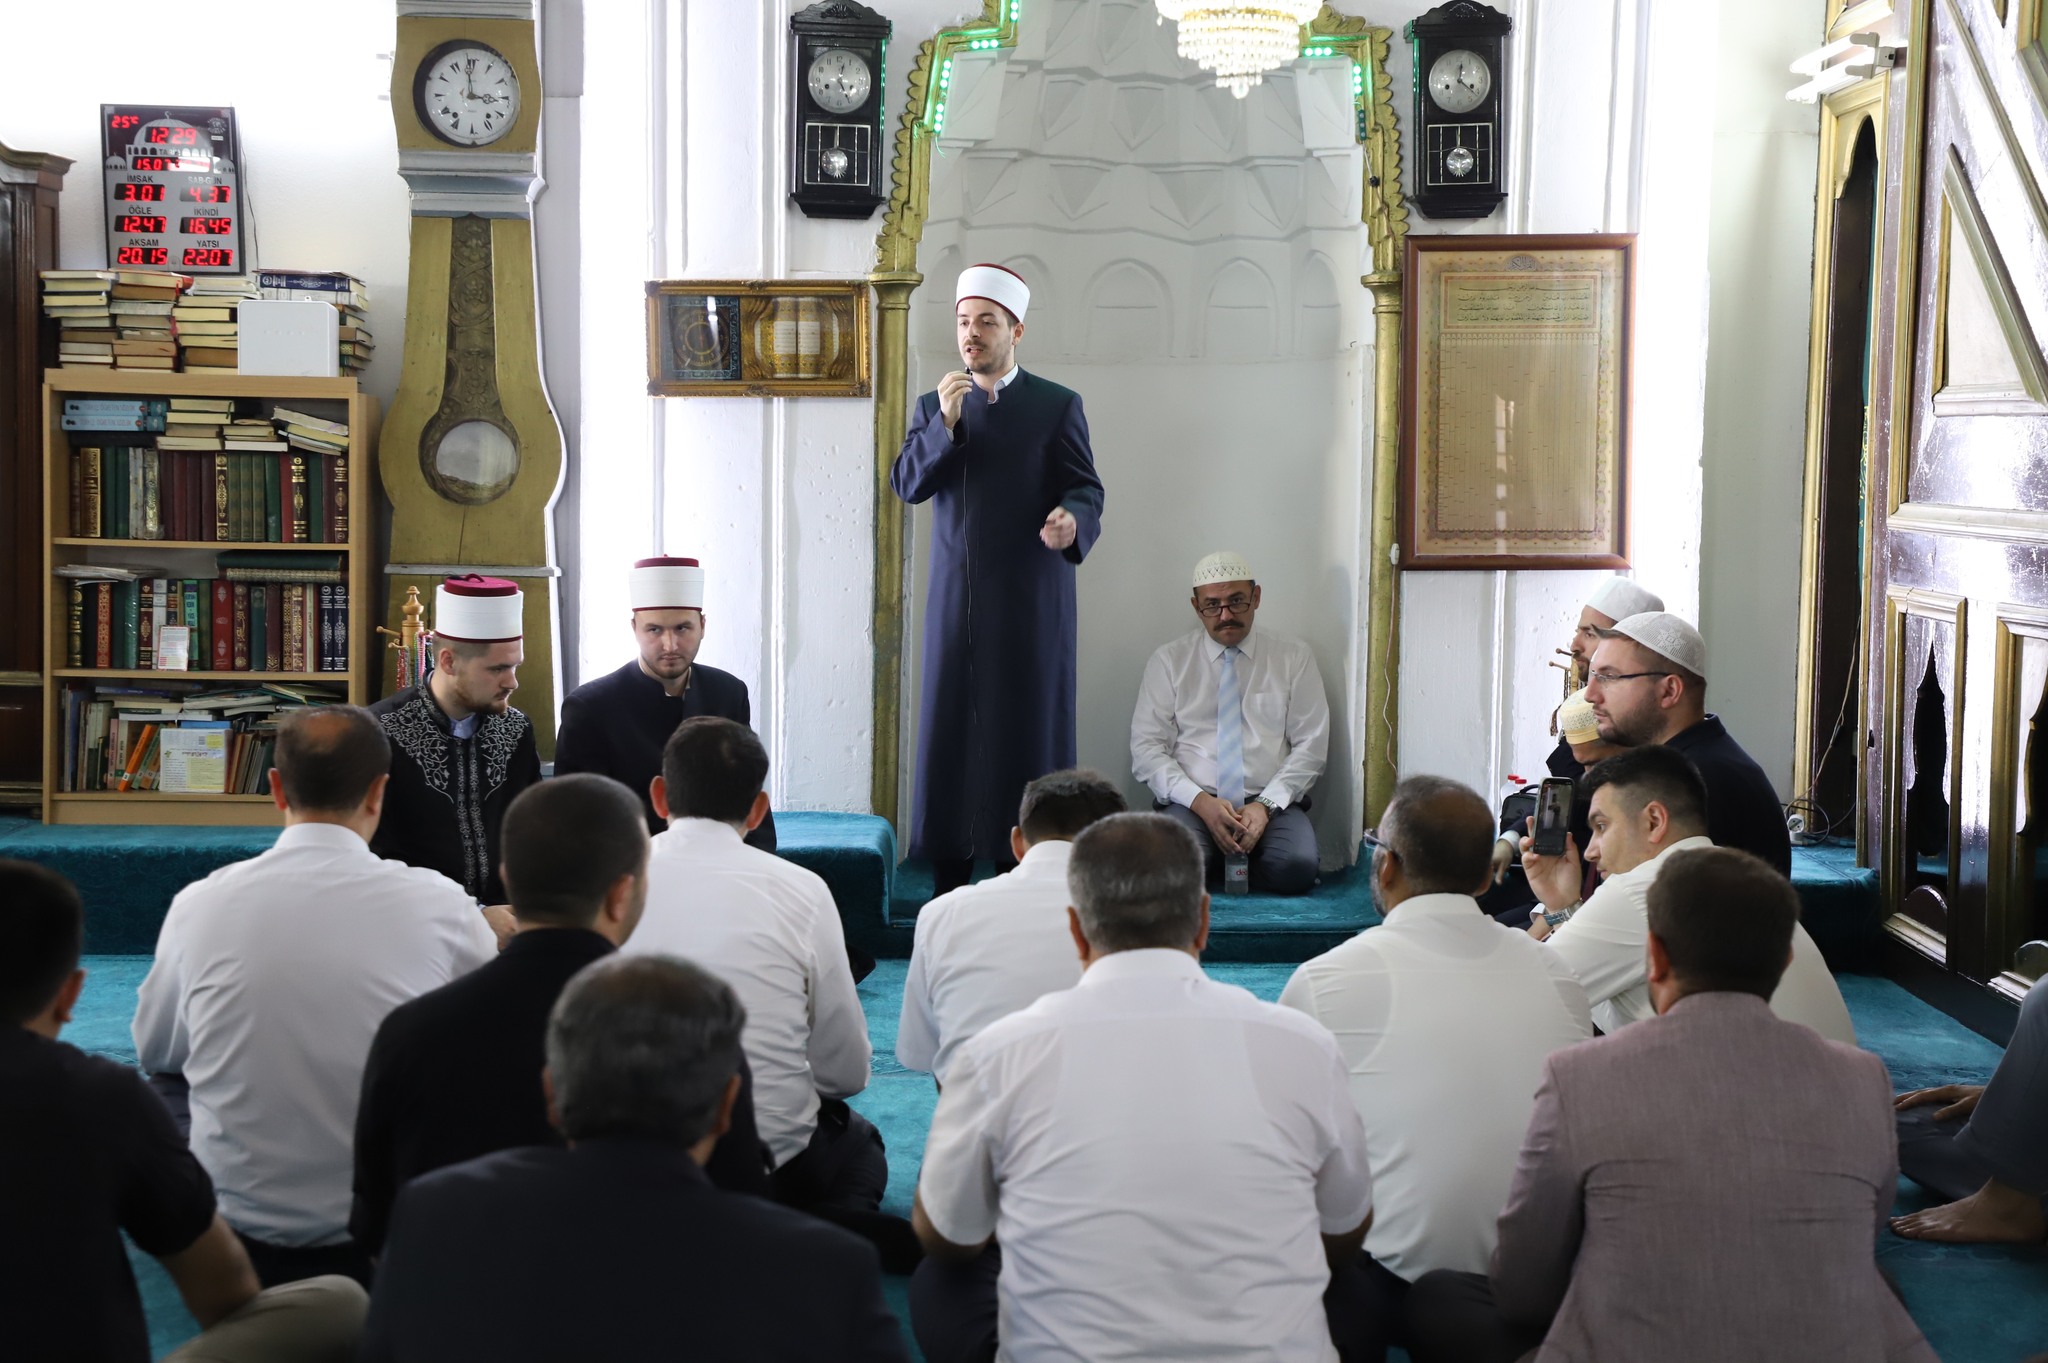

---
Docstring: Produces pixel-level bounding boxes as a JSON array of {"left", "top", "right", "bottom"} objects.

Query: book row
[
  {"left": 57, "top": 680, "right": 343, "bottom": 795},
  {"left": 66, "top": 577, "right": 353, "bottom": 674},
  {"left": 70, "top": 444, "right": 351, "bottom": 544}
]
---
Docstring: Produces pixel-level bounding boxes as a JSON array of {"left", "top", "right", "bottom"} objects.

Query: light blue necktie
[{"left": 1217, "top": 645, "right": 1246, "bottom": 807}]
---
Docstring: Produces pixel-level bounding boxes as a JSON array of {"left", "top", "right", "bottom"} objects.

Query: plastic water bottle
[{"left": 1223, "top": 852, "right": 1250, "bottom": 895}]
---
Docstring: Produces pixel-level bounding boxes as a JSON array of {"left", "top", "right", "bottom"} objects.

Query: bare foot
[{"left": 1891, "top": 1178, "right": 2047, "bottom": 1244}]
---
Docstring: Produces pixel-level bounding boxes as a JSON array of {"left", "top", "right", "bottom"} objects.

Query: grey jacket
[{"left": 1491, "top": 991, "right": 1936, "bottom": 1363}]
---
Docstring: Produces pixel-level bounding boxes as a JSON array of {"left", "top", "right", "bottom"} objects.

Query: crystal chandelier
[{"left": 1155, "top": 1, "right": 1322, "bottom": 99}]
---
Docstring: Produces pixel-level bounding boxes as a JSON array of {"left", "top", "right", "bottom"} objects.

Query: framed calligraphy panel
[
  {"left": 646, "top": 279, "right": 871, "bottom": 397},
  {"left": 1400, "top": 234, "right": 1636, "bottom": 568}
]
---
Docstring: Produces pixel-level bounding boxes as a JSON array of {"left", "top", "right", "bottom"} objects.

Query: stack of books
[
  {"left": 61, "top": 556, "right": 351, "bottom": 674},
  {"left": 57, "top": 678, "right": 344, "bottom": 794},
  {"left": 159, "top": 397, "right": 236, "bottom": 454},
  {"left": 174, "top": 276, "right": 257, "bottom": 370},
  {"left": 257, "top": 270, "right": 372, "bottom": 374},
  {"left": 43, "top": 271, "right": 118, "bottom": 366},
  {"left": 108, "top": 270, "right": 190, "bottom": 371}
]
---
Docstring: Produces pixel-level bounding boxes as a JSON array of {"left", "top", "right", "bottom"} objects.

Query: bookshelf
[{"left": 39, "top": 369, "right": 377, "bottom": 825}]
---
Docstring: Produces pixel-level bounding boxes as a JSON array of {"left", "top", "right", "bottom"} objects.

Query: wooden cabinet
[
  {"left": 39, "top": 370, "right": 377, "bottom": 824},
  {"left": 0, "top": 144, "right": 71, "bottom": 807}
]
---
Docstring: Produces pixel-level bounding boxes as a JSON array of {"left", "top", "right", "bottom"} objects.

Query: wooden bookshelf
[{"left": 39, "top": 369, "right": 377, "bottom": 824}]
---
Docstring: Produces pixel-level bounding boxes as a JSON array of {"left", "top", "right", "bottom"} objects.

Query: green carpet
[{"left": 63, "top": 956, "right": 2046, "bottom": 1362}]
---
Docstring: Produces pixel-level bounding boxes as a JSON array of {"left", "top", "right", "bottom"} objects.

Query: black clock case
[
  {"left": 788, "top": 0, "right": 892, "bottom": 220},
  {"left": 1406, "top": 0, "right": 1512, "bottom": 221}
]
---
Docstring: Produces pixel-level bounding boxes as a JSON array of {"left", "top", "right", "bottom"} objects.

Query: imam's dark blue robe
[{"left": 891, "top": 370, "right": 1104, "bottom": 861}]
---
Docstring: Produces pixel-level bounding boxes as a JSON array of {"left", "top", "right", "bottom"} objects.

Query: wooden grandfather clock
[{"left": 385, "top": 0, "right": 564, "bottom": 754}]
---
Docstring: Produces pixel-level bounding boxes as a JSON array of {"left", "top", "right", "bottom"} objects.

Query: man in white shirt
[
  {"left": 1522, "top": 745, "right": 1853, "bottom": 1042},
  {"left": 911, "top": 813, "right": 1381, "bottom": 1363},
  {"left": 1282, "top": 776, "right": 1591, "bottom": 1347},
  {"left": 898, "top": 768, "right": 1125, "bottom": 1085},
  {"left": 624, "top": 717, "right": 889, "bottom": 1225},
  {"left": 1131, "top": 550, "right": 1331, "bottom": 894},
  {"left": 133, "top": 706, "right": 496, "bottom": 1287}
]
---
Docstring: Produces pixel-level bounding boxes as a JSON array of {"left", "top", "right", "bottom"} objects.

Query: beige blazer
[{"left": 1491, "top": 991, "right": 1936, "bottom": 1363}]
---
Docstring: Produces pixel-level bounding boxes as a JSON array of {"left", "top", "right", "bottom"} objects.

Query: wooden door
[{"left": 1866, "top": 0, "right": 2048, "bottom": 1008}]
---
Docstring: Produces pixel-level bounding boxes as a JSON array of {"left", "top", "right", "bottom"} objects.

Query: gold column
[
  {"left": 1365, "top": 274, "right": 1404, "bottom": 827},
  {"left": 868, "top": 271, "right": 923, "bottom": 826}
]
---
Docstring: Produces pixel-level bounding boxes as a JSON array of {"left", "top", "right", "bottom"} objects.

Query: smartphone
[{"left": 1532, "top": 777, "right": 1573, "bottom": 857}]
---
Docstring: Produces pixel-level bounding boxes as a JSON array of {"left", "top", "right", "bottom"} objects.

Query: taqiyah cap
[
  {"left": 630, "top": 556, "right": 705, "bottom": 611},
  {"left": 1192, "top": 550, "right": 1255, "bottom": 588},
  {"left": 956, "top": 263, "right": 1029, "bottom": 323},
  {"left": 435, "top": 575, "right": 523, "bottom": 643},
  {"left": 1559, "top": 687, "right": 1601, "bottom": 746},
  {"left": 1611, "top": 611, "right": 1707, "bottom": 679},
  {"left": 1585, "top": 576, "right": 1663, "bottom": 622}
]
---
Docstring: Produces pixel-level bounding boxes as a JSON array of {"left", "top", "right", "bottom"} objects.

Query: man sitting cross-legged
[
  {"left": 1522, "top": 744, "right": 1852, "bottom": 1043},
  {"left": 359, "top": 955, "right": 909, "bottom": 1363},
  {"left": 898, "top": 768, "right": 1126, "bottom": 1085},
  {"left": 1282, "top": 777, "right": 1591, "bottom": 1349},
  {"left": 624, "top": 715, "right": 910, "bottom": 1263},
  {"left": 1891, "top": 972, "right": 2047, "bottom": 1245},
  {"left": 910, "top": 812, "right": 1383, "bottom": 1363},
  {"left": 350, "top": 772, "right": 771, "bottom": 1258},
  {"left": 134, "top": 706, "right": 496, "bottom": 1287},
  {"left": 1, "top": 860, "right": 366, "bottom": 1363},
  {"left": 1405, "top": 848, "right": 1937, "bottom": 1363}
]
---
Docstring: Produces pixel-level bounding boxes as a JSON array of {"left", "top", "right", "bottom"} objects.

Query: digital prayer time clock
[{"left": 100, "top": 104, "right": 249, "bottom": 273}]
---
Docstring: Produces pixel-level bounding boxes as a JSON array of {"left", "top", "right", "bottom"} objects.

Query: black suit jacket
[
  {"left": 1666, "top": 715, "right": 1793, "bottom": 876},
  {"left": 350, "top": 928, "right": 770, "bottom": 1255},
  {"left": 360, "top": 1139, "right": 910, "bottom": 1363},
  {"left": 554, "top": 659, "right": 777, "bottom": 850}
]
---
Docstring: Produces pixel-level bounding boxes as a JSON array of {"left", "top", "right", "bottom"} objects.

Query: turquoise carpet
[{"left": 67, "top": 956, "right": 2045, "bottom": 1362}]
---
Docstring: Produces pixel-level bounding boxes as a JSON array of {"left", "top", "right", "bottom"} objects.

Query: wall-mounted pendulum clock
[
  {"left": 1406, "top": 1, "right": 1511, "bottom": 220},
  {"left": 385, "top": 0, "right": 565, "bottom": 754},
  {"left": 788, "top": 0, "right": 892, "bottom": 219}
]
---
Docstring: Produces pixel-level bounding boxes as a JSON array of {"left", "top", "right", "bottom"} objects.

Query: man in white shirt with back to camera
[
  {"left": 911, "top": 812, "right": 1382, "bottom": 1363},
  {"left": 1522, "top": 743, "right": 1853, "bottom": 1043},
  {"left": 133, "top": 705, "right": 496, "bottom": 1289},
  {"left": 1131, "top": 550, "right": 1331, "bottom": 894},
  {"left": 897, "top": 768, "right": 1126, "bottom": 1086},
  {"left": 1282, "top": 775, "right": 1591, "bottom": 1353},
  {"left": 624, "top": 716, "right": 902, "bottom": 1250}
]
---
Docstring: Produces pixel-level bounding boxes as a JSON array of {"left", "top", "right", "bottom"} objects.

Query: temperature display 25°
[
  {"left": 116, "top": 214, "right": 167, "bottom": 234},
  {"left": 180, "top": 216, "right": 233, "bottom": 235},
  {"left": 116, "top": 245, "right": 170, "bottom": 266}
]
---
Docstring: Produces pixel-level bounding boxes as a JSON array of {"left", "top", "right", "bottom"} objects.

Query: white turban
[
  {"left": 434, "top": 575, "right": 523, "bottom": 643},
  {"left": 1611, "top": 611, "right": 1707, "bottom": 679},
  {"left": 956, "top": 263, "right": 1030, "bottom": 323},
  {"left": 1192, "top": 550, "right": 1255, "bottom": 588},
  {"left": 1585, "top": 576, "right": 1663, "bottom": 623},
  {"left": 631, "top": 556, "right": 705, "bottom": 611}
]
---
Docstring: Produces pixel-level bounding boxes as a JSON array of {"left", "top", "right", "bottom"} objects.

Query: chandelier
[{"left": 1155, "top": 1, "right": 1322, "bottom": 99}]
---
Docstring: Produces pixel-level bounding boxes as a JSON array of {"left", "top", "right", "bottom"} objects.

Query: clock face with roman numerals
[{"left": 417, "top": 43, "right": 522, "bottom": 147}]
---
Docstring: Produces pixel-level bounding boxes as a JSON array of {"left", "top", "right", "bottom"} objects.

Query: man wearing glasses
[
  {"left": 1129, "top": 551, "right": 1331, "bottom": 894},
  {"left": 1584, "top": 611, "right": 1792, "bottom": 876}
]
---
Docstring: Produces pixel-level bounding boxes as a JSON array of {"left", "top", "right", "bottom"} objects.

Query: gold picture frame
[
  {"left": 1401, "top": 233, "right": 1636, "bottom": 569},
  {"left": 646, "top": 279, "right": 871, "bottom": 397}
]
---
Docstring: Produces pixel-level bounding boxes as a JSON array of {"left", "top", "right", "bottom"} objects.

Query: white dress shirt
[
  {"left": 132, "top": 822, "right": 494, "bottom": 1245},
  {"left": 919, "top": 949, "right": 1374, "bottom": 1363},
  {"left": 1546, "top": 835, "right": 1857, "bottom": 1043},
  {"left": 1130, "top": 625, "right": 1330, "bottom": 809},
  {"left": 897, "top": 839, "right": 1083, "bottom": 1083},
  {"left": 625, "top": 818, "right": 871, "bottom": 1166},
  {"left": 1280, "top": 894, "right": 1592, "bottom": 1280}
]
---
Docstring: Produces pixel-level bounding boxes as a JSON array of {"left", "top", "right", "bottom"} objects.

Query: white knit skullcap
[
  {"left": 1558, "top": 687, "right": 1601, "bottom": 745},
  {"left": 1610, "top": 611, "right": 1707, "bottom": 679},
  {"left": 630, "top": 556, "right": 705, "bottom": 611},
  {"left": 1585, "top": 576, "right": 1663, "bottom": 623},
  {"left": 434, "top": 575, "right": 523, "bottom": 643},
  {"left": 1191, "top": 550, "right": 1255, "bottom": 588},
  {"left": 956, "top": 263, "right": 1029, "bottom": 323}
]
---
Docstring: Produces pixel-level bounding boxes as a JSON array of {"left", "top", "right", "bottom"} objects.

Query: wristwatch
[
  {"left": 1254, "top": 795, "right": 1280, "bottom": 812},
  {"left": 1541, "top": 899, "right": 1582, "bottom": 929}
]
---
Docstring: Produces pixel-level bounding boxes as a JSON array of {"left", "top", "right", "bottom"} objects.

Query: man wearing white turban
[{"left": 892, "top": 264, "right": 1106, "bottom": 898}]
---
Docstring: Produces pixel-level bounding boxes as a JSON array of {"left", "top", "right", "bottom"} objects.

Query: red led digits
[
  {"left": 116, "top": 215, "right": 167, "bottom": 233},
  {"left": 116, "top": 246, "right": 170, "bottom": 266},
  {"left": 180, "top": 248, "right": 234, "bottom": 268},
  {"left": 115, "top": 183, "right": 167, "bottom": 203}
]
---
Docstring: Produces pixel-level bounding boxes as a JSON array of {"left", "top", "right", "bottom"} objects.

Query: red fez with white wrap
[
  {"left": 956, "top": 263, "right": 1029, "bottom": 323},
  {"left": 631, "top": 557, "right": 706, "bottom": 611},
  {"left": 434, "top": 575, "right": 524, "bottom": 643}
]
